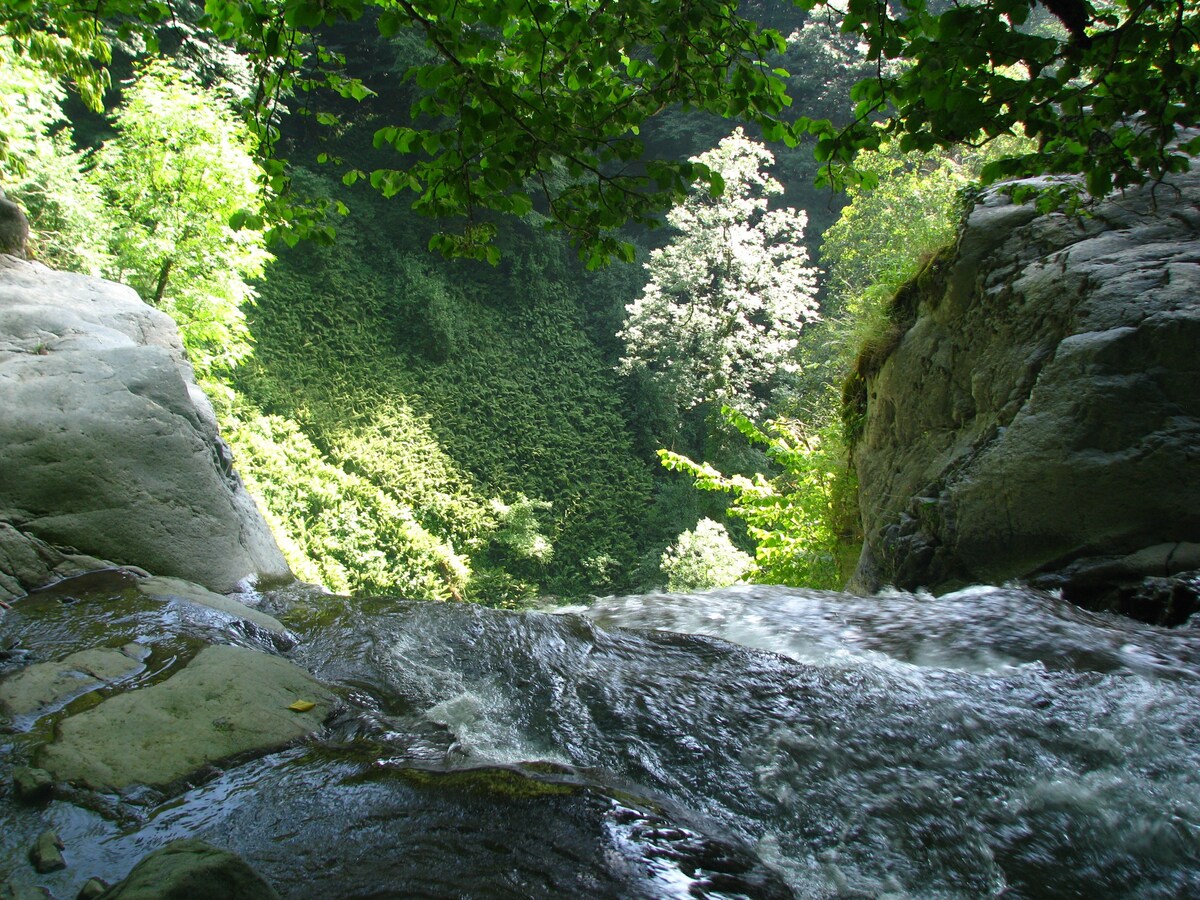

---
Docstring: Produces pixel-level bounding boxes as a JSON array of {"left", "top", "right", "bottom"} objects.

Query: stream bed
[{"left": 3, "top": 579, "right": 1199, "bottom": 897}]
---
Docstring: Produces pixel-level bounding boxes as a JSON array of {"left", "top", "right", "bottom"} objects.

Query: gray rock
[
  {"left": 0, "top": 256, "right": 290, "bottom": 595},
  {"left": 97, "top": 839, "right": 278, "bottom": 900},
  {"left": 0, "top": 648, "right": 143, "bottom": 718},
  {"left": 12, "top": 765, "right": 54, "bottom": 801},
  {"left": 0, "top": 196, "right": 29, "bottom": 259},
  {"left": 37, "top": 644, "right": 333, "bottom": 790},
  {"left": 0, "top": 521, "right": 114, "bottom": 603},
  {"left": 77, "top": 879, "right": 109, "bottom": 900},
  {"left": 29, "top": 829, "right": 65, "bottom": 873},
  {"left": 850, "top": 166, "right": 1200, "bottom": 622}
]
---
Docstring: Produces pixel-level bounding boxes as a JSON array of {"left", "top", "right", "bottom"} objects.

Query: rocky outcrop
[
  {"left": 0, "top": 256, "right": 290, "bottom": 598},
  {"left": 849, "top": 171, "right": 1200, "bottom": 622},
  {"left": 0, "top": 193, "right": 29, "bottom": 259},
  {"left": 0, "top": 522, "right": 118, "bottom": 602}
]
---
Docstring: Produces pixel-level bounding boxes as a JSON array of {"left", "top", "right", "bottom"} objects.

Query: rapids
[{"left": 3, "top": 580, "right": 1199, "bottom": 897}]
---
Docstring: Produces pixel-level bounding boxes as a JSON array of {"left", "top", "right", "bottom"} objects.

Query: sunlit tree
[
  {"left": 0, "top": 41, "right": 111, "bottom": 273},
  {"left": 661, "top": 407, "right": 855, "bottom": 590},
  {"left": 617, "top": 129, "right": 819, "bottom": 424},
  {"left": 93, "top": 59, "right": 271, "bottom": 381},
  {"left": 660, "top": 517, "right": 752, "bottom": 592}
]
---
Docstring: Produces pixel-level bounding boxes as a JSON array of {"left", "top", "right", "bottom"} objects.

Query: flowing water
[{"left": 3, "top": 579, "right": 1199, "bottom": 897}]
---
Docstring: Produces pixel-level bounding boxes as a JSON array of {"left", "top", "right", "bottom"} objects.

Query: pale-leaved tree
[
  {"left": 617, "top": 129, "right": 818, "bottom": 425},
  {"left": 660, "top": 518, "right": 752, "bottom": 593}
]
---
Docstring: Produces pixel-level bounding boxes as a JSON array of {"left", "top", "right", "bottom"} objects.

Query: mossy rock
[
  {"left": 37, "top": 645, "right": 333, "bottom": 790},
  {"left": 384, "top": 764, "right": 580, "bottom": 800},
  {"left": 98, "top": 839, "right": 279, "bottom": 899}
]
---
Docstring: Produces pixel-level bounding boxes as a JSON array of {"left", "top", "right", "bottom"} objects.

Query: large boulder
[
  {"left": 849, "top": 170, "right": 1200, "bottom": 622},
  {"left": 0, "top": 256, "right": 290, "bottom": 597}
]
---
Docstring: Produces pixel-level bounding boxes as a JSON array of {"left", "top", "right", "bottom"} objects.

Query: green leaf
[
  {"left": 377, "top": 9, "right": 404, "bottom": 37},
  {"left": 509, "top": 193, "right": 533, "bottom": 216}
]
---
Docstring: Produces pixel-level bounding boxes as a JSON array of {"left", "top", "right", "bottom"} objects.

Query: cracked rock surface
[{"left": 850, "top": 170, "right": 1200, "bottom": 622}]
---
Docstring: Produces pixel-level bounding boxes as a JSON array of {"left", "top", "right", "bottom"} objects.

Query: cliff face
[
  {"left": 0, "top": 256, "right": 290, "bottom": 598},
  {"left": 850, "top": 170, "right": 1200, "bottom": 622}
]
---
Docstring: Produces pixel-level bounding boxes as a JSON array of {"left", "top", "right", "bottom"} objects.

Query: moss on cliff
[
  {"left": 841, "top": 242, "right": 956, "bottom": 452},
  {"left": 851, "top": 244, "right": 954, "bottom": 382}
]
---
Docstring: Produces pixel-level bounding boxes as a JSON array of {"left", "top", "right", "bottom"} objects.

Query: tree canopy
[{"left": 7, "top": 0, "right": 1198, "bottom": 259}]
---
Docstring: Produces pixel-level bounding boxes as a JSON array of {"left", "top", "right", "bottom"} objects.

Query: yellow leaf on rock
[{"left": 287, "top": 700, "right": 316, "bottom": 712}]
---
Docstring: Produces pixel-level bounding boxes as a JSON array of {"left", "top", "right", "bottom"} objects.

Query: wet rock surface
[
  {"left": 12, "top": 766, "right": 53, "bottom": 802},
  {"left": 0, "top": 882, "right": 50, "bottom": 899},
  {"left": 37, "top": 644, "right": 333, "bottom": 791},
  {"left": 96, "top": 839, "right": 279, "bottom": 900},
  {"left": 0, "top": 648, "right": 143, "bottom": 719},
  {"left": 3, "top": 577, "right": 1199, "bottom": 898},
  {"left": 135, "top": 577, "right": 287, "bottom": 635},
  {"left": 0, "top": 577, "right": 803, "bottom": 898},
  {"left": 28, "top": 830, "right": 64, "bottom": 874}
]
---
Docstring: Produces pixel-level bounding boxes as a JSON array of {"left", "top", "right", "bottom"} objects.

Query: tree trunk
[{"left": 153, "top": 257, "right": 174, "bottom": 306}]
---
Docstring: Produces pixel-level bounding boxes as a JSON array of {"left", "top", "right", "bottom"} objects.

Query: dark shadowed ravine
[{"left": 3, "top": 579, "right": 1199, "bottom": 897}]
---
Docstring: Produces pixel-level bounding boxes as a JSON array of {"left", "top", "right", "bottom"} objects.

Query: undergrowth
[{"left": 228, "top": 173, "right": 657, "bottom": 604}]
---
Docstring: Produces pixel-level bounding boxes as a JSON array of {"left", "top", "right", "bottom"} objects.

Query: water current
[{"left": 3, "top": 580, "right": 1199, "bottom": 897}]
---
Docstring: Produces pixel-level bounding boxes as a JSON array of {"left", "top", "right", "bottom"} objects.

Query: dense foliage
[
  {"left": 95, "top": 60, "right": 271, "bottom": 379},
  {"left": 661, "top": 407, "right": 857, "bottom": 589},
  {"left": 231, "top": 174, "right": 663, "bottom": 602},
  {"left": 1, "top": 38, "right": 786, "bottom": 604},
  {"left": 814, "top": 0, "right": 1200, "bottom": 203},
  {"left": 228, "top": 411, "right": 472, "bottom": 598},
  {"left": 0, "top": 43, "right": 111, "bottom": 273},
  {"left": 8, "top": 0, "right": 1196, "bottom": 257},
  {"left": 0, "top": 48, "right": 270, "bottom": 387},
  {"left": 657, "top": 136, "right": 1037, "bottom": 591},
  {"left": 819, "top": 136, "right": 1032, "bottom": 378},
  {"left": 7, "top": 0, "right": 1195, "bottom": 603}
]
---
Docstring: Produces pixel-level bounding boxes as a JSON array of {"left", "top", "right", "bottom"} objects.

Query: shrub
[{"left": 660, "top": 518, "right": 753, "bottom": 592}]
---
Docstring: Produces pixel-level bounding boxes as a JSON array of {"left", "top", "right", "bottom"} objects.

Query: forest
[
  {"left": 3, "top": 6, "right": 1198, "bottom": 892},
  {"left": 2, "top": 0, "right": 1195, "bottom": 605}
]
